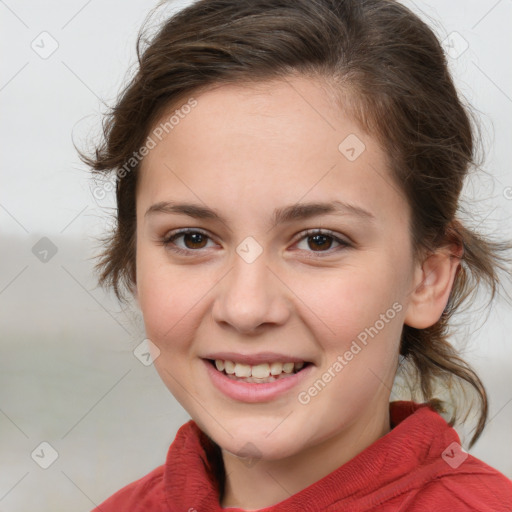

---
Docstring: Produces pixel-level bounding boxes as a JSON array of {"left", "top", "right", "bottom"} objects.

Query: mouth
[
  {"left": 206, "top": 358, "right": 312, "bottom": 384},
  {"left": 202, "top": 352, "right": 315, "bottom": 402}
]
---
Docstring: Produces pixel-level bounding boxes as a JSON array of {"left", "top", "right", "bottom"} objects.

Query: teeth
[
  {"left": 213, "top": 359, "right": 306, "bottom": 378},
  {"left": 234, "top": 363, "right": 251, "bottom": 378},
  {"left": 251, "top": 363, "right": 270, "bottom": 379},
  {"left": 270, "top": 362, "right": 283, "bottom": 375},
  {"left": 224, "top": 360, "right": 235, "bottom": 374},
  {"left": 282, "top": 362, "right": 294, "bottom": 374}
]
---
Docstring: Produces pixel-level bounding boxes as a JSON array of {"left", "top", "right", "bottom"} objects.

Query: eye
[
  {"left": 160, "top": 228, "right": 351, "bottom": 257},
  {"left": 294, "top": 229, "right": 351, "bottom": 256},
  {"left": 161, "top": 229, "right": 216, "bottom": 256}
]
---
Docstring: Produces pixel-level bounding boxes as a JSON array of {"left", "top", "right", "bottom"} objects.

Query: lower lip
[{"left": 203, "top": 359, "right": 313, "bottom": 403}]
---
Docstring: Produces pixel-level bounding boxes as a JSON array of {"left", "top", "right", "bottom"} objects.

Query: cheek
[
  {"left": 136, "top": 249, "right": 183, "bottom": 342},
  {"left": 136, "top": 250, "right": 215, "bottom": 350},
  {"left": 296, "top": 262, "right": 403, "bottom": 351}
]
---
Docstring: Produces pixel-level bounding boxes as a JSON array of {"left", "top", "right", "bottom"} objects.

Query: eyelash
[{"left": 160, "top": 228, "right": 351, "bottom": 258}]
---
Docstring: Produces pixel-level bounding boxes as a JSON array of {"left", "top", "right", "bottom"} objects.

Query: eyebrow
[{"left": 145, "top": 200, "right": 375, "bottom": 229}]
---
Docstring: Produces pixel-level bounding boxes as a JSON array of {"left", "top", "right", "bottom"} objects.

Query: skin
[{"left": 134, "top": 75, "right": 461, "bottom": 509}]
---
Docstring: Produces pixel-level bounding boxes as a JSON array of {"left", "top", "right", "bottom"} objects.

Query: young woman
[{"left": 83, "top": 0, "right": 512, "bottom": 509}]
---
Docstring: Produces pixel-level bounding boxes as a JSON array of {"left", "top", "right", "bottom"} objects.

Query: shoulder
[
  {"left": 408, "top": 455, "right": 512, "bottom": 511},
  {"left": 91, "top": 465, "right": 167, "bottom": 512},
  {"left": 375, "top": 403, "right": 512, "bottom": 511}
]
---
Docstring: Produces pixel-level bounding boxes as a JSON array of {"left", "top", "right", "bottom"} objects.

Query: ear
[{"left": 403, "top": 242, "right": 463, "bottom": 329}]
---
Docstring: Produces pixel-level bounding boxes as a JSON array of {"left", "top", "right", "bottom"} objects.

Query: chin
[
  {"left": 222, "top": 436, "right": 304, "bottom": 462},
  {"left": 198, "top": 415, "right": 310, "bottom": 462}
]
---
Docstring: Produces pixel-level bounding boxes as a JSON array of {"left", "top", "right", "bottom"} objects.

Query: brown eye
[
  {"left": 180, "top": 232, "right": 208, "bottom": 249},
  {"left": 161, "top": 229, "right": 215, "bottom": 255},
  {"left": 307, "top": 233, "right": 335, "bottom": 251},
  {"left": 295, "top": 229, "right": 350, "bottom": 256}
]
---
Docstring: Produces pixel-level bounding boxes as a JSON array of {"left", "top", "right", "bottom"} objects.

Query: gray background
[{"left": 1, "top": 0, "right": 511, "bottom": 510}]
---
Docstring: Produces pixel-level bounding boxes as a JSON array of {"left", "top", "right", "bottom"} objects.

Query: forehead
[{"left": 137, "top": 77, "right": 407, "bottom": 228}]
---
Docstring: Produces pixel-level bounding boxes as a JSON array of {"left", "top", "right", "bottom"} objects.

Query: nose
[{"left": 211, "top": 251, "right": 291, "bottom": 334}]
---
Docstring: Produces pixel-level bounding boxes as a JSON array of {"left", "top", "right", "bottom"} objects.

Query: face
[{"left": 135, "top": 76, "right": 419, "bottom": 461}]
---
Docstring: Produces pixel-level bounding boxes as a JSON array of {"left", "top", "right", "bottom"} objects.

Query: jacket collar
[{"left": 163, "top": 401, "right": 459, "bottom": 511}]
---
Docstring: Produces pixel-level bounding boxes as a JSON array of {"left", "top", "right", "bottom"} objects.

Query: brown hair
[{"left": 81, "top": 0, "right": 512, "bottom": 447}]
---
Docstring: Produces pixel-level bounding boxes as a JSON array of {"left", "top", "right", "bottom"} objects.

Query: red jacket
[{"left": 92, "top": 401, "right": 512, "bottom": 511}]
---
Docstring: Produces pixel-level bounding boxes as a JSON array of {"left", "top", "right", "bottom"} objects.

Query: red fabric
[{"left": 92, "top": 401, "right": 512, "bottom": 511}]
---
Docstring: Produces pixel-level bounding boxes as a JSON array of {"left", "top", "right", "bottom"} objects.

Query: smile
[
  {"left": 203, "top": 357, "right": 313, "bottom": 403},
  {"left": 211, "top": 359, "right": 307, "bottom": 383}
]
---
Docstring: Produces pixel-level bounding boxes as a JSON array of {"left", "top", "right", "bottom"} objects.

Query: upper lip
[{"left": 203, "top": 352, "right": 309, "bottom": 366}]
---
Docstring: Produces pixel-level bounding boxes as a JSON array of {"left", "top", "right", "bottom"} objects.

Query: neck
[{"left": 220, "top": 402, "right": 390, "bottom": 510}]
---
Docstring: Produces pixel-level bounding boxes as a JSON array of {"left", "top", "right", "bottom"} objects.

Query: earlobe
[{"left": 403, "top": 244, "right": 463, "bottom": 329}]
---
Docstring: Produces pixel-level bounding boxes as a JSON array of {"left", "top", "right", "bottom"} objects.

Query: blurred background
[{"left": 1, "top": 0, "right": 511, "bottom": 510}]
